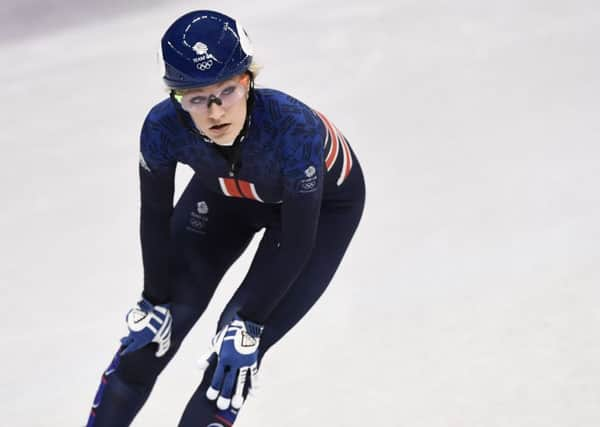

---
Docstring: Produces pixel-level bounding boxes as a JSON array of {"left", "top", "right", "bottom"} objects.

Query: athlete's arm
[
  {"left": 238, "top": 124, "right": 325, "bottom": 324},
  {"left": 139, "top": 115, "right": 177, "bottom": 305}
]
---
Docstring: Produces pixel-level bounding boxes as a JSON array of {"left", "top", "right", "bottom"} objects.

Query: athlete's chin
[{"left": 211, "top": 127, "right": 242, "bottom": 145}]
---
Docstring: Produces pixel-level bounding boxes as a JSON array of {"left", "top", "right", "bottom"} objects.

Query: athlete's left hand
[{"left": 198, "top": 315, "right": 264, "bottom": 410}]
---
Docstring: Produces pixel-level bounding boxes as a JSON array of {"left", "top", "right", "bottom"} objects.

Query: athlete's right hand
[{"left": 120, "top": 298, "right": 172, "bottom": 357}]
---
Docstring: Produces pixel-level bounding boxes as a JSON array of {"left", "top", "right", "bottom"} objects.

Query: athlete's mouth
[{"left": 210, "top": 123, "right": 230, "bottom": 130}]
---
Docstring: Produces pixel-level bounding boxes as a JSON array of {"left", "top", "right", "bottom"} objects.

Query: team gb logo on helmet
[
  {"left": 192, "top": 42, "right": 209, "bottom": 55},
  {"left": 184, "top": 16, "right": 223, "bottom": 72},
  {"left": 190, "top": 42, "right": 217, "bottom": 71},
  {"left": 189, "top": 39, "right": 221, "bottom": 71},
  {"left": 185, "top": 16, "right": 253, "bottom": 73}
]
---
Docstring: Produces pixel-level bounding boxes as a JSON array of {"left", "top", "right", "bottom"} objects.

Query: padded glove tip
[
  {"left": 217, "top": 396, "right": 231, "bottom": 410},
  {"left": 197, "top": 358, "right": 210, "bottom": 372},
  {"left": 206, "top": 386, "right": 219, "bottom": 401},
  {"left": 232, "top": 395, "right": 244, "bottom": 409}
]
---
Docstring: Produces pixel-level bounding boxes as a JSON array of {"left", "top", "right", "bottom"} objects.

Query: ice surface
[{"left": 1, "top": 0, "right": 599, "bottom": 426}]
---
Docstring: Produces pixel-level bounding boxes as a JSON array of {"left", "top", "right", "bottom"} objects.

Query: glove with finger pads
[
  {"left": 199, "top": 315, "right": 263, "bottom": 410},
  {"left": 120, "top": 298, "right": 172, "bottom": 357}
]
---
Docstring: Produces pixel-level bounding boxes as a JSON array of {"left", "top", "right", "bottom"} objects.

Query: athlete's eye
[
  {"left": 220, "top": 86, "right": 236, "bottom": 96},
  {"left": 189, "top": 95, "right": 209, "bottom": 105}
]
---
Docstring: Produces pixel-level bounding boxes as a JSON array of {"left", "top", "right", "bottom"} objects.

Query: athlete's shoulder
[
  {"left": 253, "top": 88, "right": 324, "bottom": 138},
  {"left": 140, "top": 98, "right": 180, "bottom": 168},
  {"left": 254, "top": 88, "right": 313, "bottom": 113},
  {"left": 254, "top": 87, "right": 301, "bottom": 103},
  {"left": 143, "top": 97, "right": 182, "bottom": 133}
]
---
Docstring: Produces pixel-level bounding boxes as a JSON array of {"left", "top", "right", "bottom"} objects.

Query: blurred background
[{"left": 1, "top": 0, "right": 599, "bottom": 426}]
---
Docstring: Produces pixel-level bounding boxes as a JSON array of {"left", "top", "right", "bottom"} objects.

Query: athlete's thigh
[
  {"left": 216, "top": 158, "right": 365, "bottom": 352},
  {"left": 258, "top": 197, "right": 364, "bottom": 354},
  {"left": 215, "top": 194, "right": 365, "bottom": 357}
]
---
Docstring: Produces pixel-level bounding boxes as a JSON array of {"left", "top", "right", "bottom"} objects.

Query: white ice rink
[{"left": 1, "top": 1, "right": 599, "bottom": 426}]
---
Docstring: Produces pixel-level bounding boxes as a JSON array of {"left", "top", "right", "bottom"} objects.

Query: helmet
[{"left": 161, "top": 10, "right": 254, "bottom": 89}]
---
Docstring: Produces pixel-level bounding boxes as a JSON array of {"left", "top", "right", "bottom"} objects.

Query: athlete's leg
[
  {"left": 178, "top": 165, "right": 365, "bottom": 426},
  {"left": 86, "top": 175, "right": 257, "bottom": 427}
]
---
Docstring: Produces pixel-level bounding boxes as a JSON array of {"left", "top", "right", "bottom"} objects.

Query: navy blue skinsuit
[{"left": 87, "top": 87, "right": 365, "bottom": 426}]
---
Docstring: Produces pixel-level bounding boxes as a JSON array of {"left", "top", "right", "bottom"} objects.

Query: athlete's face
[{"left": 178, "top": 74, "right": 250, "bottom": 146}]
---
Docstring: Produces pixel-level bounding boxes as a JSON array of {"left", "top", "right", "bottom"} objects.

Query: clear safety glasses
[{"left": 173, "top": 77, "right": 249, "bottom": 114}]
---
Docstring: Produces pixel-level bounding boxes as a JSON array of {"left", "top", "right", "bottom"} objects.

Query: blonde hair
[{"left": 248, "top": 59, "right": 263, "bottom": 80}]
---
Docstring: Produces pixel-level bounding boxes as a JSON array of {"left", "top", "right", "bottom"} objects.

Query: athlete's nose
[{"left": 207, "top": 103, "right": 226, "bottom": 120}]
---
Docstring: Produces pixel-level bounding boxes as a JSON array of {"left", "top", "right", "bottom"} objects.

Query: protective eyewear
[{"left": 174, "top": 79, "right": 248, "bottom": 114}]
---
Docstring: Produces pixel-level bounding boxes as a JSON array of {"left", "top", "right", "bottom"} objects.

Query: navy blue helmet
[{"left": 161, "top": 10, "right": 254, "bottom": 89}]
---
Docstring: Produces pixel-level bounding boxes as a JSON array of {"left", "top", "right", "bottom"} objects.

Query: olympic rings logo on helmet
[{"left": 196, "top": 60, "right": 214, "bottom": 71}]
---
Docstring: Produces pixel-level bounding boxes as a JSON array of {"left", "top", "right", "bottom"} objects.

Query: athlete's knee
[
  {"left": 115, "top": 349, "right": 169, "bottom": 388},
  {"left": 109, "top": 369, "right": 155, "bottom": 402}
]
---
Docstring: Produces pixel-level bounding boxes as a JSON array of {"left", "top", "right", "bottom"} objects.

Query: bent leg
[
  {"left": 178, "top": 168, "right": 366, "bottom": 426},
  {"left": 87, "top": 302, "right": 205, "bottom": 427},
  {"left": 86, "top": 175, "right": 257, "bottom": 426}
]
